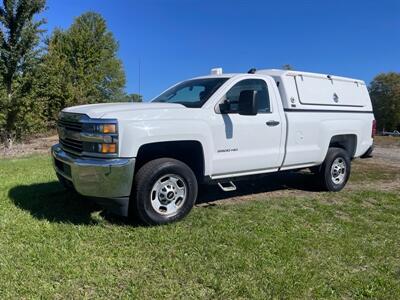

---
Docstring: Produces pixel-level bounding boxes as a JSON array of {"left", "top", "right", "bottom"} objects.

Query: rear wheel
[
  {"left": 318, "top": 147, "right": 351, "bottom": 191},
  {"left": 131, "top": 158, "right": 198, "bottom": 225}
]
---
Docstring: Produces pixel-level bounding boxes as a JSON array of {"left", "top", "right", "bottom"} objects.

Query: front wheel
[
  {"left": 131, "top": 158, "right": 198, "bottom": 225},
  {"left": 318, "top": 147, "right": 351, "bottom": 191}
]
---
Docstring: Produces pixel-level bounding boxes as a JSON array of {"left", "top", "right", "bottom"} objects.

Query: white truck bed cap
[
  {"left": 256, "top": 69, "right": 371, "bottom": 110},
  {"left": 256, "top": 69, "right": 365, "bottom": 85}
]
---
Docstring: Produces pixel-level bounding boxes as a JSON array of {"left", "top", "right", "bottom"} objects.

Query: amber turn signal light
[
  {"left": 100, "top": 143, "right": 117, "bottom": 153},
  {"left": 102, "top": 124, "right": 117, "bottom": 134}
]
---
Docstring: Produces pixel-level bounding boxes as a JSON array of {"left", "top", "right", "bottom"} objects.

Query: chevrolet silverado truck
[{"left": 52, "top": 68, "right": 375, "bottom": 225}]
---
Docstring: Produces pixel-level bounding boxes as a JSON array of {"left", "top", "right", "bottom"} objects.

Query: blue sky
[{"left": 44, "top": 0, "right": 400, "bottom": 100}]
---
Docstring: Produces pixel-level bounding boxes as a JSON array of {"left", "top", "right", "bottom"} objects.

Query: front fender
[{"left": 118, "top": 119, "right": 213, "bottom": 176}]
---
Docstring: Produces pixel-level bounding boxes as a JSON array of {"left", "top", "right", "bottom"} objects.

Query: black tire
[
  {"left": 131, "top": 158, "right": 198, "bottom": 225},
  {"left": 318, "top": 147, "right": 351, "bottom": 192}
]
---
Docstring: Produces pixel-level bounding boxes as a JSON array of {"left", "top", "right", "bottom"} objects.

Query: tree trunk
[{"left": 4, "top": 82, "right": 14, "bottom": 149}]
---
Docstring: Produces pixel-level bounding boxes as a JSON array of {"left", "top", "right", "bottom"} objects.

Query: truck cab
[{"left": 52, "top": 68, "right": 375, "bottom": 225}]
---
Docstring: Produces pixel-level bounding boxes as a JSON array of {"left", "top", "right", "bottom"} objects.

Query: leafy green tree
[
  {"left": 40, "top": 12, "right": 126, "bottom": 122},
  {"left": 369, "top": 72, "right": 400, "bottom": 131},
  {"left": 0, "top": 0, "right": 46, "bottom": 146}
]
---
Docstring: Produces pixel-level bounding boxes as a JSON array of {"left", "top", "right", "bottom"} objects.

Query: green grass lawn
[{"left": 0, "top": 155, "right": 399, "bottom": 299}]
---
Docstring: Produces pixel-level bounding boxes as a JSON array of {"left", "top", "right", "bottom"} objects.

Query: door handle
[{"left": 266, "top": 120, "right": 280, "bottom": 126}]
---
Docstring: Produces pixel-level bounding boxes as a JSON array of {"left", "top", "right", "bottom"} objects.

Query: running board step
[{"left": 218, "top": 181, "right": 237, "bottom": 192}]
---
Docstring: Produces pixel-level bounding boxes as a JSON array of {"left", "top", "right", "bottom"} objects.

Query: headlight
[
  {"left": 87, "top": 123, "right": 118, "bottom": 134},
  {"left": 81, "top": 121, "right": 119, "bottom": 155}
]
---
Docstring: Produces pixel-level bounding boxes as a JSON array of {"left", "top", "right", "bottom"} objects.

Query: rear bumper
[
  {"left": 360, "top": 145, "right": 374, "bottom": 158},
  {"left": 51, "top": 144, "right": 135, "bottom": 216}
]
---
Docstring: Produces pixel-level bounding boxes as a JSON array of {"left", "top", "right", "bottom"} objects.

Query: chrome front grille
[
  {"left": 58, "top": 119, "right": 83, "bottom": 132},
  {"left": 59, "top": 138, "right": 83, "bottom": 153},
  {"left": 58, "top": 113, "right": 85, "bottom": 155}
]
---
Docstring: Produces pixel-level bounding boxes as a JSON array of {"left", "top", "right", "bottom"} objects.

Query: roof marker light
[{"left": 211, "top": 68, "right": 223, "bottom": 75}]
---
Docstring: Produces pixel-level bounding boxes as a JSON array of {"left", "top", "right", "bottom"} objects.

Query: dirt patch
[
  {"left": 196, "top": 147, "right": 400, "bottom": 207},
  {"left": 369, "top": 146, "right": 400, "bottom": 168},
  {"left": 196, "top": 177, "right": 400, "bottom": 208},
  {"left": 349, "top": 178, "right": 400, "bottom": 192},
  {"left": 0, "top": 135, "right": 58, "bottom": 159},
  {"left": 374, "top": 136, "right": 400, "bottom": 148}
]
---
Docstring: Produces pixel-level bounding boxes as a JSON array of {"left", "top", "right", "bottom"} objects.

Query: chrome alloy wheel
[
  {"left": 150, "top": 174, "right": 187, "bottom": 216},
  {"left": 330, "top": 157, "right": 347, "bottom": 185}
]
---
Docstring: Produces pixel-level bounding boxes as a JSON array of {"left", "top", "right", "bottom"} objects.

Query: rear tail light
[{"left": 372, "top": 119, "right": 377, "bottom": 138}]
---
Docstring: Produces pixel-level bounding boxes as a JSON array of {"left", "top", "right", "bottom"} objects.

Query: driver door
[{"left": 210, "top": 78, "right": 283, "bottom": 178}]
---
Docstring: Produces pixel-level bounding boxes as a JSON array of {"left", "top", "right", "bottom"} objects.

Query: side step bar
[{"left": 217, "top": 181, "right": 237, "bottom": 192}]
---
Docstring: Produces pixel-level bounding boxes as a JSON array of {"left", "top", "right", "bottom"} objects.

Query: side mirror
[
  {"left": 238, "top": 90, "right": 258, "bottom": 115},
  {"left": 219, "top": 100, "right": 230, "bottom": 114}
]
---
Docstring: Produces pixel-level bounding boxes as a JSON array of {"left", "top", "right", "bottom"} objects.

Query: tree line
[
  {"left": 0, "top": 0, "right": 140, "bottom": 148},
  {"left": 370, "top": 72, "right": 400, "bottom": 132},
  {"left": 0, "top": 1, "right": 398, "bottom": 148}
]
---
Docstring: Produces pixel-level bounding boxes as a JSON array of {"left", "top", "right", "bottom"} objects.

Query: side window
[{"left": 223, "top": 79, "right": 270, "bottom": 113}]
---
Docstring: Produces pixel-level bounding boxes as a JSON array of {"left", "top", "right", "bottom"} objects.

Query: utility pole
[{"left": 138, "top": 58, "right": 141, "bottom": 98}]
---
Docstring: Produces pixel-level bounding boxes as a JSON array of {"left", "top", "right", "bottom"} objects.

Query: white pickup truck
[{"left": 52, "top": 68, "right": 375, "bottom": 225}]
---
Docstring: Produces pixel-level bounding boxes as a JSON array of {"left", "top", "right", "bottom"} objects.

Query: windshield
[{"left": 152, "top": 78, "right": 229, "bottom": 108}]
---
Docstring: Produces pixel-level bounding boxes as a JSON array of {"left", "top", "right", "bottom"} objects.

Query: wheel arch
[
  {"left": 328, "top": 134, "right": 358, "bottom": 158},
  {"left": 134, "top": 140, "right": 206, "bottom": 182}
]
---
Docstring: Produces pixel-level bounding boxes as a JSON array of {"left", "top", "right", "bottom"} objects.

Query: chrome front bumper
[{"left": 51, "top": 144, "right": 135, "bottom": 200}]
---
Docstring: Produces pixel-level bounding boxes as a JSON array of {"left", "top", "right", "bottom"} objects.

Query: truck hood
[{"left": 63, "top": 102, "right": 186, "bottom": 119}]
